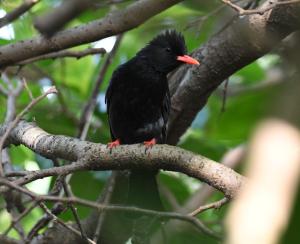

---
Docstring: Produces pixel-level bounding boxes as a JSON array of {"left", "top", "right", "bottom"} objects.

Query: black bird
[{"left": 105, "top": 30, "right": 199, "bottom": 211}]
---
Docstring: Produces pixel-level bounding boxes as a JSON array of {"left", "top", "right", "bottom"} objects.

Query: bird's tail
[
  {"left": 127, "top": 170, "right": 164, "bottom": 243},
  {"left": 127, "top": 170, "right": 164, "bottom": 211}
]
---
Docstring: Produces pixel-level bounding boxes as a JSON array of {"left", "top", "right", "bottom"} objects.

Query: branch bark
[
  {"left": 16, "top": 47, "right": 106, "bottom": 66},
  {"left": 0, "top": 120, "right": 245, "bottom": 199},
  {"left": 167, "top": 0, "right": 300, "bottom": 144},
  {"left": 0, "top": 0, "right": 181, "bottom": 68}
]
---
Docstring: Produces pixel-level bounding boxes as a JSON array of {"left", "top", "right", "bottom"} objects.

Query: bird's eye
[{"left": 165, "top": 47, "right": 171, "bottom": 52}]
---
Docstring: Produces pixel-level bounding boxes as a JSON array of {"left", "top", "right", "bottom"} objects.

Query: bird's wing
[
  {"left": 161, "top": 87, "right": 171, "bottom": 143},
  {"left": 105, "top": 69, "right": 121, "bottom": 141}
]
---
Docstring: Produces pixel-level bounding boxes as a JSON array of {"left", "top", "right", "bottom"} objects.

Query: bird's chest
[{"left": 114, "top": 77, "right": 166, "bottom": 117}]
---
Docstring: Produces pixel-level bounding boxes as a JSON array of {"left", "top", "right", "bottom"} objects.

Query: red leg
[
  {"left": 107, "top": 139, "right": 120, "bottom": 149},
  {"left": 144, "top": 138, "right": 156, "bottom": 148}
]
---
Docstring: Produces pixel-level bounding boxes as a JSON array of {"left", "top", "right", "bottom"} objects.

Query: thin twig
[
  {"left": 222, "top": 0, "right": 300, "bottom": 15},
  {"left": 21, "top": 77, "right": 34, "bottom": 101},
  {"left": 92, "top": 173, "right": 117, "bottom": 242},
  {"left": 61, "top": 179, "right": 87, "bottom": 240},
  {"left": 38, "top": 202, "right": 96, "bottom": 244},
  {"left": 77, "top": 34, "right": 123, "bottom": 138},
  {"left": 0, "top": 86, "right": 57, "bottom": 176},
  {"left": 221, "top": 78, "right": 229, "bottom": 113},
  {"left": 188, "top": 197, "right": 229, "bottom": 216},
  {"left": 0, "top": 0, "right": 40, "bottom": 28},
  {"left": 0, "top": 177, "right": 221, "bottom": 240},
  {"left": 3, "top": 202, "right": 37, "bottom": 235},
  {"left": 17, "top": 48, "right": 106, "bottom": 66}
]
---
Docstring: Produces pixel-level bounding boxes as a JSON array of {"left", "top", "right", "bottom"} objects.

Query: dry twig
[
  {"left": 0, "top": 86, "right": 57, "bottom": 176},
  {"left": 222, "top": 0, "right": 300, "bottom": 15},
  {"left": 0, "top": 177, "right": 221, "bottom": 240},
  {"left": 189, "top": 197, "right": 229, "bottom": 216}
]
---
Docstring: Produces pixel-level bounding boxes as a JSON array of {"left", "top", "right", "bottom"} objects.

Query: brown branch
[
  {"left": 0, "top": 120, "right": 245, "bottom": 199},
  {"left": 77, "top": 35, "right": 123, "bottom": 138},
  {"left": 0, "top": 0, "right": 40, "bottom": 28},
  {"left": 16, "top": 48, "right": 106, "bottom": 66},
  {"left": 222, "top": 0, "right": 300, "bottom": 15},
  {"left": 34, "top": 0, "right": 94, "bottom": 36},
  {"left": 3, "top": 202, "right": 37, "bottom": 235},
  {"left": 167, "top": 0, "right": 300, "bottom": 145},
  {"left": 38, "top": 202, "right": 96, "bottom": 244},
  {"left": 188, "top": 197, "right": 229, "bottom": 216},
  {"left": 61, "top": 178, "right": 87, "bottom": 241},
  {"left": 0, "top": 177, "right": 221, "bottom": 240},
  {"left": 0, "top": 0, "right": 182, "bottom": 68},
  {"left": 92, "top": 173, "right": 117, "bottom": 242},
  {"left": 21, "top": 77, "right": 34, "bottom": 101}
]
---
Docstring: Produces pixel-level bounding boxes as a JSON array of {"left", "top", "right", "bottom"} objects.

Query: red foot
[
  {"left": 143, "top": 138, "right": 156, "bottom": 148},
  {"left": 107, "top": 139, "right": 120, "bottom": 149}
]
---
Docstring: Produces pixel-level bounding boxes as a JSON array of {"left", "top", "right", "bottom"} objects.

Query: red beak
[{"left": 177, "top": 55, "right": 200, "bottom": 65}]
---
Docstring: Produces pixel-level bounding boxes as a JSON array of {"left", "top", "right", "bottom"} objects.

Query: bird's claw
[
  {"left": 107, "top": 139, "right": 120, "bottom": 152},
  {"left": 143, "top": 138, "right": 156, "bottom": 153}
]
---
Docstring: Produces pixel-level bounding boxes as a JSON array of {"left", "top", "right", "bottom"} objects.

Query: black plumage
[{"left": 105, "top": 30, "right": 199, "bottom": 210}]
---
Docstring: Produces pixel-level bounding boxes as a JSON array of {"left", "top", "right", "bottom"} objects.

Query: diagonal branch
[
  {"left": 0, "top": 0, "right": 182, "bottom": 68},
  {"left": 167, "top": 0, "right": 300, "bottom": 144},
  {"left": 221, "top": 0, "right": 300, "bottom": 16},
  {"left": 0, "top": 0, "right": 40, "bottom": 28},
  {"left": 34, "top": 0, "right": 95, "bottom": 36}
]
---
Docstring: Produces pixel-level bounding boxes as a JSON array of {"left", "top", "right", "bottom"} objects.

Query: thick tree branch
[
  {"left": 0, "top": 0, "right": 181, "bottom": 68},
  {"left": 167, "top": 0, "right": 300, "bottom": 144},
  {"left": 0, "top": 120, "right": 245, "bottom": 199}
]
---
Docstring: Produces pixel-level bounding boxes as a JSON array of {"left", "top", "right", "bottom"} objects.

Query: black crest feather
[{"left": 147, "top": 29, "right": 187, "bottom": 55}]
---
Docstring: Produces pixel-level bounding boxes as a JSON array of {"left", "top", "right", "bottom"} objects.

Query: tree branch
[
  {"left": 0, "top": 0, "right": 182, "bottom": 68},
  {"left": 0, "top": 0, "right": 40, "bottom": 28},
  {"left": 0, "top": 177, "right": 221, "bottom": 240},
  {"left": 167, "top": 0, "right": 300, "bottom": 144},
  {"left": 34, "top": 0, "right": 94, "bottom": 36},
  {"left": 16, "top": 47, "right": 106, "bottom": 66},
  {"left": 221, "top": 0, "right": 300, "bottom": 16},
  {"left": 0, "top": 120, "right": 245, "bottom": 199}
]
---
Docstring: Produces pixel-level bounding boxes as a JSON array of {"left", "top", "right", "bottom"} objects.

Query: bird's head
[{"left": 137, "top": 30, "right": 200, "bottom": 74}]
